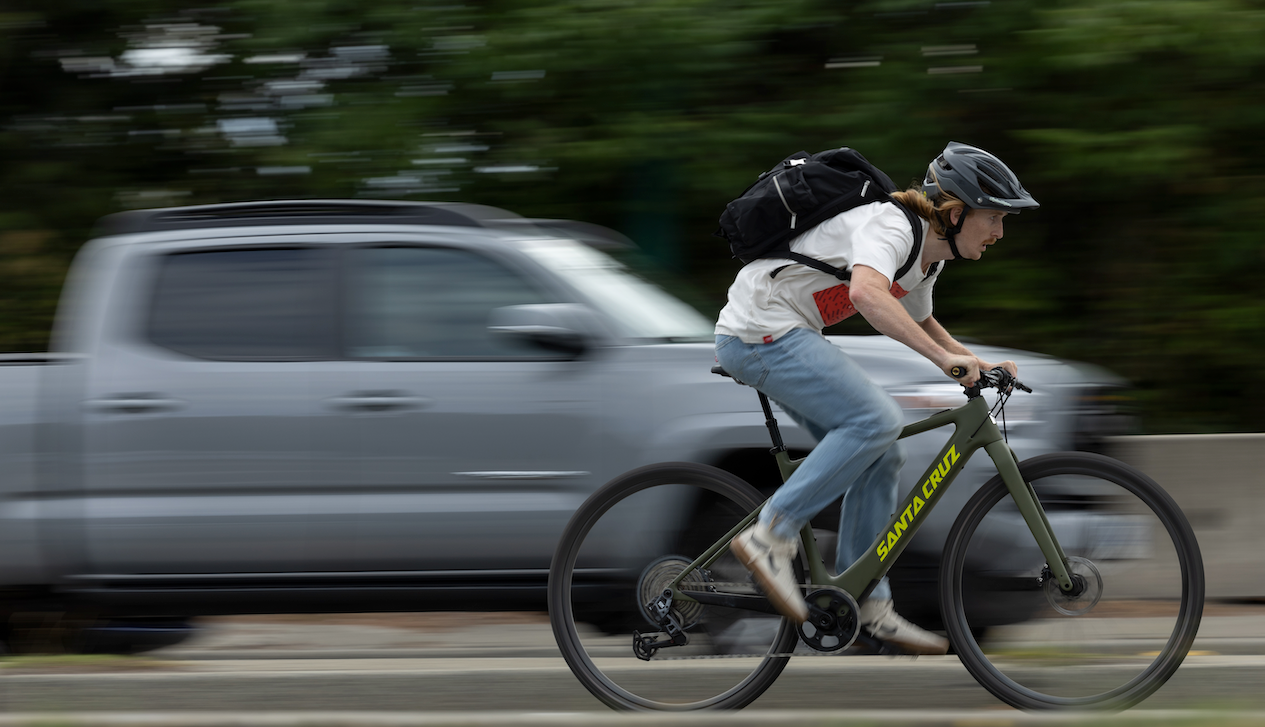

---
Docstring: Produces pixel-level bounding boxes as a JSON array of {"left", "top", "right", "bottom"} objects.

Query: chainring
[
  {"left": 637, "top": 555, "right": 710, "bottom": 629},
  {"left": 797, "top": 586, "right": 860, "bottom": 653}
]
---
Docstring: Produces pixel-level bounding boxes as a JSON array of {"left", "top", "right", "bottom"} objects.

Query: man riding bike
[{"left": 715, "top": 142, "right": 1039, "bottom": 655}]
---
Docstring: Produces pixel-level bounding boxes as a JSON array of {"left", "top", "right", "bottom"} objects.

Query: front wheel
[
  {"left": 940, "top": 452, "right": 1204, "bottom": 710},
  {"left": 549, "top": 462, "right": 798, "bottom": 711}
]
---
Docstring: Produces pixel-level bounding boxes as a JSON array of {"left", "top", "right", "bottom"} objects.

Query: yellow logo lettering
[{"left": 881, "top": 462, "right": 959, "bottom": 561}]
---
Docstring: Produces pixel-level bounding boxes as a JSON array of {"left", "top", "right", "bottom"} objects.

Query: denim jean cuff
[{"left": 757, "top": 507, "right": 803, "bottom": 544}]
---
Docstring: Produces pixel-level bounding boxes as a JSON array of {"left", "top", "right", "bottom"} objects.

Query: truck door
[
  {"left": 323, "top": 243, "right": 602, "bottom": 574},
  {"left": 80, "top": 244, "right": 354, "bottom": 575}
]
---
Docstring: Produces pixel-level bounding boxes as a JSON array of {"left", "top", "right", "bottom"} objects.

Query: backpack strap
[
  {"left": 892, "top": 202, "right": 925, "bottom": 281},
  {"left": 768, "top": 200, "right": 927, "bottom": 283},
  {"left": 772, "top": 252, "right": 850, "bottom": 281}
]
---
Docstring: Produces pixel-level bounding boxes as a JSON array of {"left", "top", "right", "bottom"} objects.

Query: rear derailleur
[{"left": 632, "top": 589, "right": 690, "bottom": 660}]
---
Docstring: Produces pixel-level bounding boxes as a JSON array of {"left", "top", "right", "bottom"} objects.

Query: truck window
[
  {"left": 146, "top": 247, "right": 335, "bottom": 360},
  {"left": 346, "top": 246, "right": 553, "bottom": 359}
]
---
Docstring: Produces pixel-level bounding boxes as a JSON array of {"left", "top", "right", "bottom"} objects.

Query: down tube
[{"left": 830, "top": 430, "right": 988, "bottom": 598}]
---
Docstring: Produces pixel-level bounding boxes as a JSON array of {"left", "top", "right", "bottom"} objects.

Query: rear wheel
[
  {"left": 940, "top": 452, "right": 1204, "bottom": 709},
  {"left": 549, "top": 462, "right": 798, "bottom": 710}
]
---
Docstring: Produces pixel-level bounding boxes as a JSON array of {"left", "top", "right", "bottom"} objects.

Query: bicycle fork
[{"left": 986, "top": 439, "right": 1077, "bottom": 593}]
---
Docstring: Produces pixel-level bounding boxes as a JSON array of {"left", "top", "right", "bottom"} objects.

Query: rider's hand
[
  {"left": 942, "top": 355, "right": 979, "bottom": 386},
  {"left": 979, "top": 359, "right": 1018, "bottom": 378}
]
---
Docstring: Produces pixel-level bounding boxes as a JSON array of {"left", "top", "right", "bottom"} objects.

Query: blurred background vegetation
[{"left": 3, "top": 0, "right": 1264, "bottom": 433}]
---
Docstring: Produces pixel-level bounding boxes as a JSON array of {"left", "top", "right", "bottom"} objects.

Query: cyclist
[{"left": 716, "top": 142, "right": 1039, "bottom": 655}]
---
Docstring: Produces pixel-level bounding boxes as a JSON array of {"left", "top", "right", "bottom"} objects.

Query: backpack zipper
[{"left": 772, "top": 175, "right": 797, "bottom": 229}]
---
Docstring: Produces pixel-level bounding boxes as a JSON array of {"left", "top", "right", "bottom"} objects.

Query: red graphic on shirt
[{"left": 813, "top": 283, "right": 909, "bottom": 327}]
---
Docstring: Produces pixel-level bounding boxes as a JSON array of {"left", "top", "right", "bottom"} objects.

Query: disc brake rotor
[{"left": 1044, "top": 555, "right": 1104, "bottom": 616}]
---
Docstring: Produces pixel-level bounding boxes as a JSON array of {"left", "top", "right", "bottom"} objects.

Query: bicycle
[{"left": 548, "top": 366, "right": 1204, "bottom": 711}]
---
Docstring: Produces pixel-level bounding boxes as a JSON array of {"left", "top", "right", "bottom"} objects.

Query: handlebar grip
[{"left": 950, "top": 366, "right": 967, "bottom": 379}]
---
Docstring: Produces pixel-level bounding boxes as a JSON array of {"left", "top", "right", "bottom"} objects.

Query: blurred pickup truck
[{"left": 0, "top": 199, "right": 1127, "bottom": 652}]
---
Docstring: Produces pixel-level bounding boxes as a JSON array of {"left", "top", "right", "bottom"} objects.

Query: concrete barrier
[{"left": 1109, "top": 434, "right": 1265, "bottom": 600}]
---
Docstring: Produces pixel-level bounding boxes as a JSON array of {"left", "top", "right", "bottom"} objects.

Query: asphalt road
[{"left": 1, "top": 606, "right": 1264, "bottom": 714}]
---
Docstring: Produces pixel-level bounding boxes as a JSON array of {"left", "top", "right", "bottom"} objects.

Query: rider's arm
[
  {"left": 849, "top": 264, "right": 979, "bottom": 384},
  {"left": 918, "top": 314, "right": 1018, "bottom": 378}
]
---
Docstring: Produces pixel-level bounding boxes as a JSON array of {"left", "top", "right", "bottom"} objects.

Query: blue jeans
[{"left": 715, "top": 328, "right": 905, "bottom": 600}]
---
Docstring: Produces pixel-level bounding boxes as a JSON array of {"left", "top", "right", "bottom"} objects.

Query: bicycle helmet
[
  {"left": 923, "top": 142, "right": 1038, "bottom": 212},
  {"left": 922, "top": 142, "right": 1038, "bottom": 258}
]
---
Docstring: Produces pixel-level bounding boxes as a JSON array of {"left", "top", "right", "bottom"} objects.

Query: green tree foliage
[{"left": 2, "top": 0, "right": 1264, "bottom": 432}]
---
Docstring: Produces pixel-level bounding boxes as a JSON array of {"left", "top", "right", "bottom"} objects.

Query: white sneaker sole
[{"left": 864, "top": 629, "right": 949, "bottom": 655}]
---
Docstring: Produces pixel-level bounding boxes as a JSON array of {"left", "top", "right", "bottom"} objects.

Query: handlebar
[{"left": 958, "top": 366, "right": 1032, "bottom": 400}]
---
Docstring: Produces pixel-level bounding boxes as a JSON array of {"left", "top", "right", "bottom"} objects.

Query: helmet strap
[{"left": 939, "top": 210, "right": 967, "bottom": 261}]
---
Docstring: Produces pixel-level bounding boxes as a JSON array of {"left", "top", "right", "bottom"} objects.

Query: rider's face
[{"left": 952, "top": 208, "right": 1007, "bottom": 260}]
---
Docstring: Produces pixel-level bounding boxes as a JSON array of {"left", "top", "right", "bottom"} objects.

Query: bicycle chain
[
  {"left": 641, "top": 582, "right": 905, "bottom": 662},
  {"left": 645, "top": 634, "right": 908, "bottom": 661}
]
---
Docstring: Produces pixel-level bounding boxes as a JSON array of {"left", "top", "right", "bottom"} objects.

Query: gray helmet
[{"left": 922, "top": 142, "right": 1039, "bottom": 213}]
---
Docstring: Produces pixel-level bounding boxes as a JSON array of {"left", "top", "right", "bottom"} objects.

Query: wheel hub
[
  {"left": 637, "top": 555, "right": 709, "bottom": 628},
  {"left": 1044, "top": 556, "right": 1103, "bottom": 616}
]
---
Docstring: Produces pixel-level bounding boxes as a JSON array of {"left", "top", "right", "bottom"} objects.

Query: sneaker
[
  {"left": 730, "top": 522, "right": 809, "bottom": 624},
  {"left": 858, "top": 598, "right": 949, "bottom": 655}
]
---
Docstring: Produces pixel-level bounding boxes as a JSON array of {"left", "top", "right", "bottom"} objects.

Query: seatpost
[{"left": 757, "top": 391, "right": 787, "bottom": 454}]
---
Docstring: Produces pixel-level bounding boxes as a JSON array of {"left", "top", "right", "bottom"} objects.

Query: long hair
[{"left": 890, "top": 185, "right": 966, "bottom": 235}]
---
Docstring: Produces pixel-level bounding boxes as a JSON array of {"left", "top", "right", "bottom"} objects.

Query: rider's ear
[{"left": 949, "top": 207, "right": 964, "bottom": 226}]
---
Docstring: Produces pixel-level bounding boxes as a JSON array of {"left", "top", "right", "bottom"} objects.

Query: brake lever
[
  {"left": 956, "top": 366, "right": 1031, "bottom": 399},
  {"left": 988, "top": 369, "right": 1013, "bottom": 395},
  {"left": 989, "top": 367, "right": 1033, "bottom": 395}
]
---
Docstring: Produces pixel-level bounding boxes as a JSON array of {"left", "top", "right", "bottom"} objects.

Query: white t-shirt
[{"left": 715, "top": 201, "right": 942, "bottom": 344}]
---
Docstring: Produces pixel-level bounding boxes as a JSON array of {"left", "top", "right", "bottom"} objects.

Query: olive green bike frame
[{"left": 669, "top": 394, "right": 1077, "bottom": 608}]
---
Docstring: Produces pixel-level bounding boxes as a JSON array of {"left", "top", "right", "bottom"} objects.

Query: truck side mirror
[{"left": 488, "top": 304, "right": 604, "bottom": 359}]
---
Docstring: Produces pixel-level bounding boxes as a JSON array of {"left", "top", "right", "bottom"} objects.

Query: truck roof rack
[
  {"left": 94, "top": 199, "right": 524, "bottom": 236},
  {"left": 93, "top": 198, "right": 636, "bottom": 250}
]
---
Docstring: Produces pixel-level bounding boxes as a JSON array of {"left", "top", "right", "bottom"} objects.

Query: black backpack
[{"left": 716, "top": 148, "right": 926, "bottom": 282}]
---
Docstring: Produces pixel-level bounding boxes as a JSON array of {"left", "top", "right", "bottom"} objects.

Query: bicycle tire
[
  {"left": 549, "top": 461, "right": 799, "bottom": 711},
  {"left": 940, "top": 451, "right": 1204, "bottom": 710}
]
